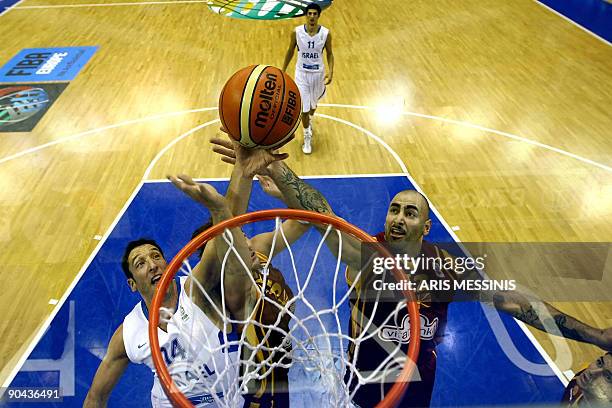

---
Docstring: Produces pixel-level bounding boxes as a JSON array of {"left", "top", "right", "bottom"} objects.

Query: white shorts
[{"left": 294, "top": 69, "right": 326, "bottom": 113}]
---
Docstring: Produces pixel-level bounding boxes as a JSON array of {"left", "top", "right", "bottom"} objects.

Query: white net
[{"left": 155, "top": 215, "right": 415, "bottom": 408}]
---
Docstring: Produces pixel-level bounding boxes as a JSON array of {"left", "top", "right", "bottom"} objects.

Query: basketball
[{"left": 219, "top": 65, "right": 301, "bottom": 149}]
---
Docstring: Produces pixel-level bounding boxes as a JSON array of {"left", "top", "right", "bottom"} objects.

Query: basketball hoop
[{"left": 149, "top": 209, "right": 420, "bottom": 408}]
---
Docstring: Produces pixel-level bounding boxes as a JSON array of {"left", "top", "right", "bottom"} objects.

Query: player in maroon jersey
[
  {"left": 210, "top": 136, "right": 612, "bottom": 407},
  {"left": 562, "top": 353, "right": 611, "bottom": 407}
]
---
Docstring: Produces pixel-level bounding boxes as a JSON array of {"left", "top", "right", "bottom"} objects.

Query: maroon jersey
[
  {"left": 242, "top": 253, "right": 294, "bottom": 408},
  {"left": 562, "top": 370, "right": 585, "bottom": 406},
  {"left": 345, "top": 234, "right": 456, "bottom": 407}
]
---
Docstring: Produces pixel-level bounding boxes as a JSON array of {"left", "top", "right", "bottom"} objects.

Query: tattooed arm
[
  {"left": 489, "top": 290, "right": 612, "bottom": 351},
  {"left": 267, "top": 161, "right": 363, "bottom": 270},
  {"left": 267, "top": 161, "right": 333, "bottom": 214}
]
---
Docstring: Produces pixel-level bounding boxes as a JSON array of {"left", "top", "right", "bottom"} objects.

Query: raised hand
[
  {"left": 167, "top": 174, "right": 227, "bottom": 212},
  {"left": 211, "top": 127, "right": 293, "bottom": 178},
  {"left": 256, "top": 174, "right": 283, "bottom": 200}
]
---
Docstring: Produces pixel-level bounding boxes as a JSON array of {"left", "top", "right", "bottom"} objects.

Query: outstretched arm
[
  {"left": 169, "top": 175, "right": 253, "bottom": 319},
  {"left": 266, "top": 161, "right": 363, "bottom": 270},
  {"left": 212, "top": 133, "right": 289, "bottom": 216},
  {"left": 84, "top": 325, "right": 130, "bottom": 408},
  {"left": 249, "top": 174, "right": 311, "bottom": 257},
  {"left": 210, "top": 137, "right": 364, "bottom": 271},
  {"left": 210, "top": 137, "right": 308, "bottom": 258},
  {"left": 489, "top": 290, "right": 612, "bottom": 351}
]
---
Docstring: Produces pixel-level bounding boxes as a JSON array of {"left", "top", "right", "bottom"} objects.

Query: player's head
[
  {"left": 191, "top": 220, "right": 260, "bottom": 270},
  {"left": 122, "top": 238, "right": 167, "bottom": 299},
  {"left": 384, "top": 190, "right": 432, "bottom": 244},
  {"left": 576, "top": 352, "right": 612, "bottom": 403},
  {"left": 305, "top": 3, "right": 321, "bottom": 24}
]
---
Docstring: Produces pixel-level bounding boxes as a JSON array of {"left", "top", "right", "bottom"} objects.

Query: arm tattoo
[
  {"left": 553, "top": 315, "right": 586, "bottom": 342},
  {"left": 279, "top": 165, "right": 331, "bottom": 213},
  {"left": 513, "top": 305, "right": 543, "bottom": 327},
  {"left": 492, "top": 291, "right": 600, "bottom": 344},
  {"left": 511, "top": 304, "right": 589, "bottom": 342}
]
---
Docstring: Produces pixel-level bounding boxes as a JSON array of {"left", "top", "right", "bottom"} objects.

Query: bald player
[
  {"left": 563, "top": 353, "right": 612, "bottom": 407},
  {"left": 207, "top": 141, "right": 612, "bottom": 407}
]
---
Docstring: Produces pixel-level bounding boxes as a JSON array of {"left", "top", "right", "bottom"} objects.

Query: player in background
[
  {"left": 282, "top": 2, "right": 334, "bottom": 155},
  {"left": 210, "top": 139, "right": 612, "bottom": 407}
]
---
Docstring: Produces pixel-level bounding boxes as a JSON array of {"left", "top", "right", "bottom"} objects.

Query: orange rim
[{"left": 149, "top": 209, "right": 420, "bottom": 408}]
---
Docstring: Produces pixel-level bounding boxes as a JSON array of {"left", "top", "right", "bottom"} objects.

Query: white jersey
[
  {"left": 295, "top": 24, "right": 329, "bottom": 73},
  {"left": 122, "top": 277, "right": 243, "bottom": 407}
]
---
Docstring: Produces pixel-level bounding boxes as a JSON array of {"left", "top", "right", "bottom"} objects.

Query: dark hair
[
  {"left": 306, "top": 2, "right": 321, "bottom": 15},
  {"left": 121, "top": 238, "right": 164, "bottom": 280},
  {"left": 191, "top": 218, "right": 213, "bottom": 260}
]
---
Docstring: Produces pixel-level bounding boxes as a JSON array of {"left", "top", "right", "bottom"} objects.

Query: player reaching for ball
[
  {"left": 211, "top": 138, "right": 612, "bottom": 407},
  {"left": 282, "top": 2, "right": 334, "bottom": 155},
  {"left": 84, "top": 177, "right": 255, "bottom": 408}
]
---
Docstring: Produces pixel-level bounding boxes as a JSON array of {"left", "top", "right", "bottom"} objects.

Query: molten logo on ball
[
  {"left": 255, "top": 72, "right": 280, "bottom": 129},
  {"left": 219, "top": 65, "right": 302, "bottom": 149}
]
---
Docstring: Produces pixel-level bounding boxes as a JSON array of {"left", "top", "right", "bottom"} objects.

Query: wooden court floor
[{"left": 0, "top": 0, "right": 610, "bottom": 387}]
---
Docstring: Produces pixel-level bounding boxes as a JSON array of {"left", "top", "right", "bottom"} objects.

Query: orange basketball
[{"left": 219, "top": 65, "right": 301, "bottom": 149}]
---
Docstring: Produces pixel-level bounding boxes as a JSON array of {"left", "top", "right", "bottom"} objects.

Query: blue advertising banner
[{"left": 0, "top": 47, "right": 98, "bottom": 83}]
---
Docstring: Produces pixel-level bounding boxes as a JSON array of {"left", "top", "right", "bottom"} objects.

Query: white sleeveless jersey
[
  {"left": 295, "top": 24, "right": 329, "bottom": 73},
  {"left": 123, "top": 277, "right": 243, "bottom": 407}
]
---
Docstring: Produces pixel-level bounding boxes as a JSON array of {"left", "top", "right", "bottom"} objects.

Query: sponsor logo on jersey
[
  {"left": 207, "top": 0, "right": 332, "bottom": 21},
  {"left": 179, "top": 305, "right": 189, "bottom": 321},
  {"left": 379, "top": 314, "right": 439, "bottom": 343}
]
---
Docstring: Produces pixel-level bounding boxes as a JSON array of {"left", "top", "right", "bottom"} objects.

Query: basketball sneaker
[{"left": 302, "top": 128, "right": 312, "bottom": 154}]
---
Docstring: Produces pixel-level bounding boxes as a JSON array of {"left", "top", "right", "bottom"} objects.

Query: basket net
[{"left": 149, "top": 209, "right": 420, "bottom": 408}]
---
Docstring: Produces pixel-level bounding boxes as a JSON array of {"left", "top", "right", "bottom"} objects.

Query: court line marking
[
  {"left": 1, "top": 105, "right": 609, "bottom": 175},
  {"left": 144, "top": 172, "right": 414, "bottom": 183},
  {"left": 11, "top": 0, "right": 207, "bottom": 9},
  {"left": 142, "top": 119, "right": 218, "bottom": 180},
  {"left": 1, "top": 119, "right": 220, "bottom": 389},
  {"left": 3, "top": 114, "right": 568, "bottom": 392},
  {"left": 533, "top": 0, "right": 612, "bottom": 47},
  {"left": 11, "top": 0, "right": 608, "bottom": 49},
  {"left": 0, "top": 0, "right": 25, "bottom": 15},
  {"left": 0, "top": 107, "right": 217, "bottom": 166},
  {"left": 1, "top": 179, "right": 146, "bottom": 388},
  {"left": 319, "top": 103, "right": 612, "bottom": 173}
]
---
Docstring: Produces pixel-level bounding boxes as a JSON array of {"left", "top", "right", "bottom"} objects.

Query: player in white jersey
[
  {"left": 84, "top": 174, "right": 259, "bottom": 407},
  {"left": 85, "top": 141, "right": 307, "bottom": 407},
  {"left": 282, "top": 2, "right": 334, "bottom": 154}
]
